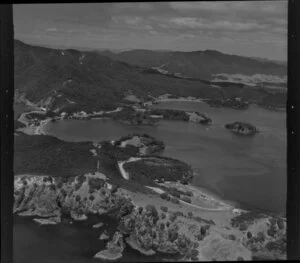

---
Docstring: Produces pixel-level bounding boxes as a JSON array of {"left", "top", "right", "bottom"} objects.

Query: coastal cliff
[
  {"left": 13, "top": 130, "right": 286, "bottom": 261},
  {"left": 14, "top": 171, "right": 286, "bottom": 261}
]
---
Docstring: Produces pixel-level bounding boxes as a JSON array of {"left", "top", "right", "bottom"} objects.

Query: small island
[{"left": 225, "top": 122, "right": 258, "bottom": 136}]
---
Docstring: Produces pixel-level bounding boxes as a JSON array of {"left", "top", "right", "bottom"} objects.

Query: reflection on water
[{"left": 43, "top": 102, "right": 286, "bottom": 215}]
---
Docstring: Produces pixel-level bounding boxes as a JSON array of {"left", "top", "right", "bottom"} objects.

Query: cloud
[
  {"left": 112, "top": 16, "right": 142, "bottom": 25},
  {"left": 14, "top": 2, "right": 287, "bottom": 61},
  {"left": 46, "top": 27, "right": 58, "bottom": 32},
  {"left": 169, "top": 2, "right": 229, "bottom": 12},
  {"left": 168, "top": 17, "right": 268, "bottom": 32},
  {"left": 169, "top": 1, "right": 287, "bottom": 15}
]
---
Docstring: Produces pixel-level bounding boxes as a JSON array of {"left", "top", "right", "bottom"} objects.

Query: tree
[
  {"left": 169, "top": 213, "right": 178, "bottom": 222},
  {"left": 277, "top": 218, "right": 284, "bottom": 230},
  {"left": 138, "top": 206, "right": 143, "bottom": 214},
  {"left": 145, "top": 205, "right": 159, "bottom": 224},
  {"left": 267, "top": 225, "right": 277, "bottom": 238},
  {"left": 160, "top": 206, "right": 168, "bottom": 212},
  {"left": 75, "top": 195, "right": 81, "bottom": 202},
  {"left": 120, "top": 202, "right": 134, "bottom": 218},
  {"left": 247, "top": 231, "right": 252, "bottom": 239},
  {"left": 168, "top": 228, "right": 179, "bottom": 242},
  {"left": 160, "top": 192, "right": 170, "bottom": 200}
]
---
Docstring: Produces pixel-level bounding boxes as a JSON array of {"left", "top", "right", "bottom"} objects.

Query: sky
[{"left": 13, "top": 1, "right": 287, "bottom": 61}]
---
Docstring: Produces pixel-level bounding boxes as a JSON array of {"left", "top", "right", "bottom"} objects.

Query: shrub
[
  {"left": 160, "top": 206, "right": 168, "bottom": 212},
  {"left": 188, "top": 212, "right": 193, "bottom": 218},
  {"left": 200, "top": 225, "right": 210, "bottom": 236},
  {"left": 185, "top": 190, "right": 193, "bottom": 197},
  {"left": 181, "top": 196, "right": 192, "bottom": 203},
  {"left": 168, "top": 227, "right": 179, "bottom": 242},
  {"left": 160, "top": 222, "right": 165, "bottom": 230},
  {"left": 161, "top": 213, "right": 166, "bottom": 220},
  {"left": 160, "top": 192, "right": 170, "bottom": 201},
  {"left": 89, "top": 194, "right": 95, "bottom": 201},
  {"left": 74, "top": 182, "right": 82, "bottom": 191},
  {"left": 75, "top": 195, "right": 81, "bottom": 202},
  {"left": 173, "top": 211, "right": 184, "bottom": 217},
  {"left": 49, "top": 184, "right": 56, "bottom": 191},
  {"left": 171, "top": 197, "right": 180, "bottom": 204},
  {"left": 168, "top": 188, "right": 181, "bottom": 198},
  {"left": 152, "top": 231, "right": 157, "bottom": 239},
  {"left": 190, "top": 249, "right": 199, "bottom": 259},
  {"left": 56, "top": 181, "right": 63, "bottom": 189},
  {"left": 169, "top": 213, "right": 178, "bottom": 222},
  {"left": 60, "top": 188, "right": 67, "bottom": 198},
  {"left": 231, "top": 210, "right": 266, "bottom": 228},
  {"left": 239, "top": 222, "right": 248, "bottom": 231},
  {"left": 237, "top": 256, "right": 244, "bottom": 261},
  {"left": 256, "top": 231, "right": 265, "bottom": 243},
  {"left": 166, "top": 221, "right": 170, "bottom": 228},
  {"left": 228, "top": 234, "right": 236, "bottom": 241}
]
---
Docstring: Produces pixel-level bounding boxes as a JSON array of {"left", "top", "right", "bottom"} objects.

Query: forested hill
[
  {"left": 14, "top": 39, "right": 221, "bottom": 112},
  {"left": 14, "top": 39, "right": 286, "bottom": 112},
  {"left": 98, "top": 49, "right": 287, "bottom": 81}
]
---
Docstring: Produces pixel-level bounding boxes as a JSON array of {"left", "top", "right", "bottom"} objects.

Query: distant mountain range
[
  {"left": 14, "top": 39, "right": 286, "bottom": 112},
  {"left": 98, "top": 49, "right": 287, "bottom": 81}
]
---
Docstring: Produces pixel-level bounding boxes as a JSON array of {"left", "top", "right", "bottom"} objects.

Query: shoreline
[{"left": 14, "top": 104, "right": 285, "bottom": 218}]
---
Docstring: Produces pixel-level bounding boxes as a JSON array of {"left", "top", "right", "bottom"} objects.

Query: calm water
[
  {"left": 13, "top": 215, "right": 165, "bottom": 263},
  {"left": 43, "top": 102, "right": 286, "bottom": 215},
  {"left": 14, "top": 101, "right": 286, "bottom": 263}
]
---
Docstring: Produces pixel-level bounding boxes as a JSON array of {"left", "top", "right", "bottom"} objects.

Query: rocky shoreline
[
  {"left": 14, "top": 135, "right": 286, "bottom": 261},
  {"left": 14, "top": 103, "right": 286, "bottom": 261}
]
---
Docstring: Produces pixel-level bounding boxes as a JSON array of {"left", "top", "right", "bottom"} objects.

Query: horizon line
[{"left": 14, "top": 38, "right": 287, "bottom": 63}]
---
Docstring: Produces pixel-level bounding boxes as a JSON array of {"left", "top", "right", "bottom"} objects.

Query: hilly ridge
[
  {"left": 98, "top": 49, "right": 287, "bottom": 81},
  {"left": 14, "top": 40, "right": 222, "bottom": 112},
  {"left": 14, "top": 39, "right": 286, "bottom": 112}
]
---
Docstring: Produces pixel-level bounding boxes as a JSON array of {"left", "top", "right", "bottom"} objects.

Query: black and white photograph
[{"left": 9, "top": 1, "right": 290, "bottom": 262}]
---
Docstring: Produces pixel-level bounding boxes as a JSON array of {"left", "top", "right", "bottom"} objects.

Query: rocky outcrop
[
  {"left": 114, "top": 205, "right": 196, "bottom": 259},
  {"left": 187, "top": 112, "right": 212, "bottom": 125},
  {"left": 94, "top": 232, "right": 125, "bottom": 261},
  {"left": 14, "top": 174, "right": 286, "bottom": 261},
  {"left": 13, "top": 174, "right": 133, "bottom": 221},
  {"left": 93, "top": 222, "right": 104, "bottom": 228},
  {"left": 225, "top": 122, "right": 258, "bottom": 136},
  {"left": 99, "top": 230, "right": 110, "bottom": 240},
  {"left": 126, "top": 234, "right": 156, "bottom": 255}
]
